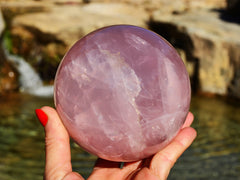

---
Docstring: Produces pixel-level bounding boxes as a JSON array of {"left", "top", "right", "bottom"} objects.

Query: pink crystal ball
[{"left": 54, "top": 25, "right": 191, "bottom": 162}]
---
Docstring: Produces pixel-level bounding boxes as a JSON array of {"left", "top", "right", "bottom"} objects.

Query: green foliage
[{"left": 2, "top": 30, "right": 13, "bottom": 53}]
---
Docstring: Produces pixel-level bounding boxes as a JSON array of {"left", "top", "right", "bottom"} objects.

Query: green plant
[{"left": 2, "top": 30, "right": 13, "bottom": 53}]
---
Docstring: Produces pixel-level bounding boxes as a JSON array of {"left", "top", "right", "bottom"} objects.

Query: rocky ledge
[{"left": 151, "top": 9, "right": 240, "bottom": 98}]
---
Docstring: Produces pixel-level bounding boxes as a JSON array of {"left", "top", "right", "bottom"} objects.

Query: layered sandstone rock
[{"left": 152, "top": 9, "right": 240, "bottom": 97}]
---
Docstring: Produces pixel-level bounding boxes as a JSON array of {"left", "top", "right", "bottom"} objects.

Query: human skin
[{"left": 38, "top": 106, "right": 196, "bottom": 180}]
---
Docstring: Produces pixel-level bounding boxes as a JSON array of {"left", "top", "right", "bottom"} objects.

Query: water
[
  {"left": 169, "top": 96, "right": 240, "bottom": 180},
  {"left": 4, "top": 49, "right": 54, "bottom": 97},
  {"left": 0, "top": 93, "right": 239, "bottom": 180}
]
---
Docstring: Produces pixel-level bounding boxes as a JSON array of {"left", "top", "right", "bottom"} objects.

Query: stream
[{"left": 0, "top": 93, "right": 239, "bottom": 180}]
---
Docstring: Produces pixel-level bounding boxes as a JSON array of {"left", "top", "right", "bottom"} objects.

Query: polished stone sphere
[{"left": 54, "top": 25, "right": 191, "bottom": 162}]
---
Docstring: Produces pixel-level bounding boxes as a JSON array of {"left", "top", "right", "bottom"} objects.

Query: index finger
[{"left": 41, "top": 106, "right": 73, "bottom": 180}]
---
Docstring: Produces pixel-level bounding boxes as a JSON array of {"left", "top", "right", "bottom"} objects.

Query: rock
[
  {"left": 0, "top": 0, "right": 47, "bottom": 25},
  {"left": 9, "top": 25, "right": 66, "bottom": 81},
  {"left": 0, "top": 10, "right": 19, "bottom": 94},
  {"left": 0, "top": 10, "right": 4, "bottom": 35},
  {"left": 0, "top": 9, "right": 6, "bottom": 69},
  {"left": 11, "top": 3, "right": 148, "bottom": 47},
  {"left": 151, "top": 9, "right": 240, "bottom": 97},
  {"left": 7, "top": 2, "right": 148, "bottom": 81},
  {"left": 0, "top": 59, "right": 19, "bottom": 94},
  {"left": 87, "top": 0, "right": 226, "bottom": 12}
]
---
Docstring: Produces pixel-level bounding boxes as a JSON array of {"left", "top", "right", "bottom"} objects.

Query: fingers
[
  {"left": 94, "top": 158, "right": 122, "bottom": 169},
  {"left": 149, "top": 127, "right": 197, "bottom": 179},
  {"left": 90, "top": 159, "right": 144, "bottom": 180},
  {"left": 37, "top": 106, "right": 74, "bottom": 180},
  {"left": 127, "top": 167, "right": 159, "bottom": 180},
  {"left": 122, "top": 161, "right": 142, "bottom": 171},
  {"left": 182, "top": 112, "right": 194, "bottom": 128},
  {"left": 90, "top": 112, "right": 196, "bottom": 180}
]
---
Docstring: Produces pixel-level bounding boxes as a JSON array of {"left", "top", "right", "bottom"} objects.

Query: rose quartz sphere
[{"left": 54, "top": 25, "right": 191, "bottom": 162}]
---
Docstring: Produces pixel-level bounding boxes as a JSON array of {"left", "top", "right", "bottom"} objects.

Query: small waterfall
[{"left": 4, "top": 49, "right": 54, "bottom": 97}]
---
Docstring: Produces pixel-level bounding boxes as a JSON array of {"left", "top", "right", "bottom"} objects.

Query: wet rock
[
  {"left": 0, "top": 10, "right": 19, "bottom": 94},
  {"left": 9, "top": 25, "right": 65, "bottom": 81},
  {"left": 0, "top": 58, "right": 19, "bottom": 94},
  {"left": 151, "top": 9, "right": 240, "bottom": 97}
]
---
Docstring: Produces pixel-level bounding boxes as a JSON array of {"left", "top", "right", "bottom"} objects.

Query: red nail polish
[{"left": 35, "top": 109, "right": 48, "bottom": 127}]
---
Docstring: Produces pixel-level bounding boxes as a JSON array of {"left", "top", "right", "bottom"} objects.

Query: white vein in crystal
[{"left": 99, "top": 49, "right": 142, "bottom": 116}]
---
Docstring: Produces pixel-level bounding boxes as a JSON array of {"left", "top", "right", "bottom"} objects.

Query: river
[{"left": 0, "top": 93, "right": 239, "bottom": 180}]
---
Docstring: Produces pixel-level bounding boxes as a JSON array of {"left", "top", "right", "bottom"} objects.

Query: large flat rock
[{"left": 11, "top": 3, "right": 148, "bottom": 47}]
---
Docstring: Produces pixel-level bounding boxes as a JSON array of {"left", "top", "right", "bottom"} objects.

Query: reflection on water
[
  {"left": 169, "top": 96, "right": 240, "bottom": 180},
  {"left": 0, "top": 93, "right": 239, "bottom": 179}
]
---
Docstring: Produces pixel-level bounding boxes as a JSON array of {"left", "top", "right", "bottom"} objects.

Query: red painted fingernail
[{"left": 35, "top": 109, "right": 48, "bottom": 127}]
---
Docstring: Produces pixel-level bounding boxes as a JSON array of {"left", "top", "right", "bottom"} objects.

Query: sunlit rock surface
[
  {"left": 54, "top": 25, "right": 191, "bottom": 162},
  {"left": 152, "top": 9, "right": 240, "bottom": 97}
]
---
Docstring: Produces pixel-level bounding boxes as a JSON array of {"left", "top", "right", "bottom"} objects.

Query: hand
[{"left": 36, "top": 106, "right": 196, "bottom": 180}]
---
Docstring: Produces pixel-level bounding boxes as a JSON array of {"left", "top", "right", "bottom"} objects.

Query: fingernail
[{"left": 35, "top": 109, "right": 48, "bottom": 127}]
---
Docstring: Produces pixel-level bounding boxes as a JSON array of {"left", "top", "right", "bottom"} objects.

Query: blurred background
[{"left": 0, "top": 0, "right": 240, "bottom": 179}]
